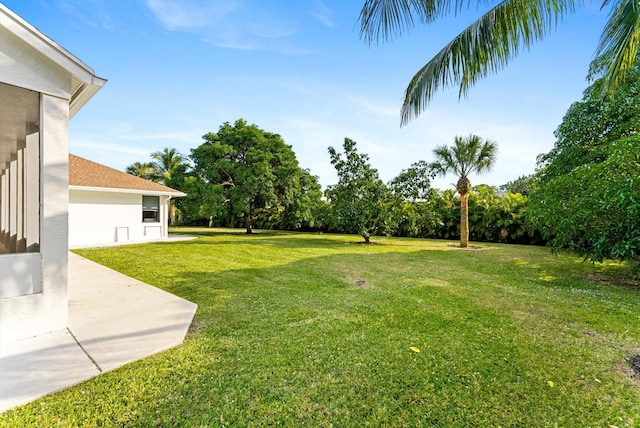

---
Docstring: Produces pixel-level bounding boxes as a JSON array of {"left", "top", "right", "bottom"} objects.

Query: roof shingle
[{"left": 69, "top": 154, "right": 184, "bottom": 195}]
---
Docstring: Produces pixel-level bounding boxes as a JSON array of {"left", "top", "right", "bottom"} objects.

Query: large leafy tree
[
  {"left": 359, "top": 0, "right": 640, "bottom": 125},
  {"left": 431, "top": 134, "right": 498, "bottom": 248},
  {"left": 190, "top": 119, "right": 300, "bottom": 234},
  {"left": 530, "top": 137, "right": 640, "bottom": 270},
  {"left": 326, "top": 138, "right": 396, "bottom": 243},
  {"left": 530, "top": 66, "right": 640, "bottom": 269},
  {"left": 537, "top": 62, "right": 640, "bottom": 183}
]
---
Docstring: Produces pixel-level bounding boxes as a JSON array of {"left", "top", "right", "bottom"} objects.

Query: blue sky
[{"left": 4, "top": 1, "right": 608, "bottom": 190}]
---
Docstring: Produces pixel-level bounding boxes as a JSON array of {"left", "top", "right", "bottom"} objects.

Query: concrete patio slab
[
  {"left": 0, "top": 329, "right": 99, "bottom": 412},
  {"left": 0, "top": 252, "right": 197, "bottom": 413}
]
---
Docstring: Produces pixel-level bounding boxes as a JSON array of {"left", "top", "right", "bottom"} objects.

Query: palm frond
[
  {"left": 594, "top": 0, "right": 640, "bottom": 94},
  {"left": 399, "top": 0, "right": 578, "bottom": 125},
  {"left": 433, "top": 134, "right": 498, "bottom": 179},
  {"left": 475, "top": 140, "right": 499, "bottom": 174},
  {"left": 431, "top": 144, "right": 456, "bottom": 176},
  {"left": 360, "top": 0, "right": 493, "bottom": 44}
]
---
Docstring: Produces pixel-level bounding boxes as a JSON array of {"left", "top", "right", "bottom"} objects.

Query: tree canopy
[
  {"left": 537, "top": 62, "right": 640, "bottom": 183},
  {"left": 325, "top": 138, "right": 397, "bottom": 243},
  {"left": 388, "top": 160, "right": 434, "bottom": 202},
  {"left": 359, "top": 0, "right": 640, "bottom": 125},
  {"left": 530, "top": 137, "right": 640, "bottom": 270},
  {"left": 190, "top": 119, "right": 303, "bottom": 234},
  {"left": 530, "top": 66, "right": 640, "bottom": 270}
]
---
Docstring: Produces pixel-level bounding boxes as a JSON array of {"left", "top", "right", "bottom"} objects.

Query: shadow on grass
[
  {"left": 170, "top": 227, "right": 298, "bottom": 238},
  {"left": 103, "top": 255, "right": 640, "bottom": 424},
  {"left": 8, "top": 239, "right": 640, "bottom": 426}
]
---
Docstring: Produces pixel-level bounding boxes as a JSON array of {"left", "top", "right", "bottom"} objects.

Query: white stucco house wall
[
  {"left": 68, "top": 154, "right": 185, "bottom": 248},
  {"left": 0, "top": 5, "right": 106, "bottom": 343}
]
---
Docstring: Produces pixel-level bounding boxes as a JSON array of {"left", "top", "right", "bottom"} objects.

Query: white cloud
[
  {"left": 310, "top": 1, "right": 335, "bottom": 28},
  {"left": 144, "top": 0, "right": 240, "bottom": 30},
  {"left": 71, "top": 140, "right": 150, "bottom": 157},
  {"left": 54, "top": 0, "right": 117, "bottom": 31},
  {"left": 345, "top": 95, "right": 399, "bottom": 117},
  {"left": 144, "top": 0, "right": 310, "bottom": 54},
  {"left": 115, "top": 131, "right": 202, "bottom": 142}
]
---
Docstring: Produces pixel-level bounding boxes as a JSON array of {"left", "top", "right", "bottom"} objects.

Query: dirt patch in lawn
[{"left": 629, "top": 354, "right": 640, "bottom": 376}]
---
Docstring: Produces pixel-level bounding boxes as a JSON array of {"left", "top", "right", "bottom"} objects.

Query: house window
[{"left": 142, "top": 196, "right": 160, "bottom": 222}]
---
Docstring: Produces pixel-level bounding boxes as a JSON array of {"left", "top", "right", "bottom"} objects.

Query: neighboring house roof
[
  {"left": 69, "top": 154, "right": 186, "bottom": 197},
  {"left": 0, "top": 4, "right": 106, "bottom": 118}
]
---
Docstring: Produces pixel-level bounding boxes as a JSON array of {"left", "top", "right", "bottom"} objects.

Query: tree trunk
[
  {"left": 169, "top": 199, "right": 176, "bottom": 225},
  {"left": 460, "top": 192, "right": 469, "bottom": 248},
  {"left": 362, "top": 230, "right": 371, "bottom": 244},
  {"left": 244, "top": 211, "right": 253, "bottom": 234}
]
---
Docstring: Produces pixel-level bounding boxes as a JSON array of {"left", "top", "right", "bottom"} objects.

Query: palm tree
[
  {"left": 151, "top": 148, "right": 184, "bottom": 185},
  {"left": 359, "top": 0, "right": 640, "bottom": 125},
  {"left": 151, "top": 148, "right": 185, "bottom": 225},
  {"left": 126, "top": 161, "right": 161, "bottom": 182},
  {"left": 432, "top": 134, "right": 497, "bottom": 248}
]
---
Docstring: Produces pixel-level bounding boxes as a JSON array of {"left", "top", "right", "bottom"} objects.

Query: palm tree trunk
[
  {"left": 460, "top": 192, "right": 469, "bottom": 248},
  {"left": 169, "top": 199, "right": 176, "bottom": 225}
]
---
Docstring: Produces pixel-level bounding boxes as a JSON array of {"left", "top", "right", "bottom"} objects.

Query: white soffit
[{"left": 70, "top": 186, "right": 186, "bottom": 198}]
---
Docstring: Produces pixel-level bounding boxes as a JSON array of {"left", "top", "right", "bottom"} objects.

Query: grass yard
[{"left": 2, "top": 228, "right": 640, "bottom": 426}]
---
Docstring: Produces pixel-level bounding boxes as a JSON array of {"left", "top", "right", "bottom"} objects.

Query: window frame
[{"left": 142, "top": 195, "right": 160, "bottom": 223}]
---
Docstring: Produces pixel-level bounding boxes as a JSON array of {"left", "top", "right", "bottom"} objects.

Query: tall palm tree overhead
[
  {"left": 359, "top": 0, "right": 640, "bottom": 125},
  {"left": 432, "top": 134, "right": 498, "bottom": 248},
  {"left": 151, "top": 148, "right": 184, "bottom": 185}
]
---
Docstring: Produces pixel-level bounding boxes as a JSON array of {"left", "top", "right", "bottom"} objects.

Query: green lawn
[{"left": 2, "top": 228, "right": 640, "bottom": 427}]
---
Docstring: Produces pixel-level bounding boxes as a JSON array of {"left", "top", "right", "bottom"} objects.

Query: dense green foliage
[
  {"left": 2, "top": 230, "right": 639, "bottom": 426},
  {"left": 531, "top": 137, "right": 640, "bottom": 269},
  {"left": 537, "top": 66, "right": 640, "bottom": 183},
  {"left": 125, "top": 122, "right": 535, "bottom": 245},
  {"left": 393, "top": 186, "right": 537, "bottom": 245},
  {"left": 531, "top": 66, "right": 640, "bottom": 269}
]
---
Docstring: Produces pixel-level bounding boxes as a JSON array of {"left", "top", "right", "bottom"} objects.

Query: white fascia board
[
  {"left": 70, "top": 185, "right": 186, "bottom": 197},
  {"left": 0, "top": 5, "right": 99, "bottom": 81}
]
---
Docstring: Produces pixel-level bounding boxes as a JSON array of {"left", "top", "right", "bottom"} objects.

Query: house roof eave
[
  {"left": 69, "top": 185, "right": 186, "bottom": 198},
  {"left": 0, "top": 4, "right": 106, "bottom": 116}
]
